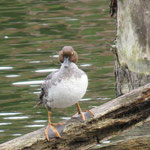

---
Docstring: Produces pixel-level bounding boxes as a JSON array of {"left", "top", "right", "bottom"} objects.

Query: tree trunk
[
  {"left": 114, "top": 0, "right": 150, "bottom": 96},
  {"left": 1, "top": 83, "right": 150, "bottom": 150}
]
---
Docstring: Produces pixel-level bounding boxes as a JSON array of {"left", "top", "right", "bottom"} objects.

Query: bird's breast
[{"left": 47, "top": 74, "right": 88, "bottom": 108}]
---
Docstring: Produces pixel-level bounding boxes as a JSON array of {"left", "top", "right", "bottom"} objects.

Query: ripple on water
[
  {"left": 30, "top": 85, "right": 40, "bottom": 87},
  {"left": 35, "top": 68, "right": 58, "bottom": 73},
  {"left": 66, "top": 18, "right": 78, "bottom": 21},
  {"left": 24, "top": 124, "right": 45, "bottom": 127},
  {"left": 5, "top": 75, "right": 20, "bottom": 78},
  {"left": 80, "top": 64, "right": 92, "bottom": 67},
  {"left": 96, "top": 144, "right": 101, "bottom": 147},
  {"left": 4, "top": 36, "right": 8, "bottom": 39},
  {"left": 0, "top": 130, "right": 4, "bottom": 132},
  {"left": 12, "top": 133, "right": 22, "bottom": 136},
  {"left": 36, "top": 112, "right": 41, "bottom": 114},
  {"left": 0, "top": 112, "right": 22, "bottom": 116},
  {"left": 3, "top": 116, "right": 29, "bottom": 120},
  {"left": 12, "top": 80, "right": 44, "bottom": 85},
  {"left": 33, "top": 91, "right": 41, "bottom": 94},
  {"left": 0, "top": 122, "right": 12, "bottom": 126},
  {"left": 34, "top": 120, "right": 47, "bottom": 123},
  {"left": 80, "top": 98, "right": 92, "bottom": 101},
  {"left": 0, "top": 67, "right": 13, "bottom": 70},
  {"left": 52, "top": 55, "right": 59, "bottom": 58},
  {"left": 102, "top": 140, "right": 111, "bottom": 144},
  {"left": 61, "top": 117, "right": 71, "bottom": 120},
  {"left": 96, "top": 97, "right": 111, "bottom": 101},
  {"left": 29, "top": 61, "right": 41, "bottom": 63}
]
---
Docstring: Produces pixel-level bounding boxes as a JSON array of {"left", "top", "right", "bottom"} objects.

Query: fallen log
[
  {"left": 94, "top": 134, "right": 150, "bottom": 150},
  {"left": 97, "top": 118, "right": 150, "bottom": 150},
  {"left": 1, "top": 83, "right": 150, "bottom": 150},
  {"left": 93, "top": 116, "right": 150, "bottom": 150},
  {"left": 100, "top": 135, "right": 150, "bottom": 150}
]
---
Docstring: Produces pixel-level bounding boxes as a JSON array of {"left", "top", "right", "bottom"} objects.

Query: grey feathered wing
[{"left": 36, "top": 70, "right": 59, "bottom": 106}]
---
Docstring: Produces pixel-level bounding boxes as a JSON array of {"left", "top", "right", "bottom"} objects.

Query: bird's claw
[
  {"left": 72, "top": 110, "right": 94, "bottom": 121},
  {"left": 45, "top": 124, "right": 61, "bottom": 141}
]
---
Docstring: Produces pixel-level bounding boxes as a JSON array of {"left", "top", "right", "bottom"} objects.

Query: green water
[{"left": 0, "top": 0, "right": 115, "bottom": 144}]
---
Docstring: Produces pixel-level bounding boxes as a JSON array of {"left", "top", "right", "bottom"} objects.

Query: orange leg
[
  {"left": 45, "top": 111, "right": 61, "bottom": 141},
  {"left": 76, "top": 102, "right": 85, "bottom": 121}
]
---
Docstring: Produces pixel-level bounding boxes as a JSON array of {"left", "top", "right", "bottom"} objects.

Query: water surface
[{"left": 0, "top": 0, "right": 115, "bottom": 143}]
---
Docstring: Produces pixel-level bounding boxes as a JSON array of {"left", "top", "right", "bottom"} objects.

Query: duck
[{"left": 38, "top": 46, "right": 89, "bottom": 141}]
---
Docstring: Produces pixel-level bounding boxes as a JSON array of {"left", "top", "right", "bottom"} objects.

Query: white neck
[{"left": 61, "top": 62, "right": 78, "bottom": 70}]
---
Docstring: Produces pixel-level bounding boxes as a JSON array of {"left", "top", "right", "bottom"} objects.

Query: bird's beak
[{"left": 63, "top": 57, "right": 70, "bottom": 68}]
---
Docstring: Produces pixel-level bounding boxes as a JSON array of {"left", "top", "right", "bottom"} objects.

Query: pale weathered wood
[
  {"left": 114, "top": 0, "right": 150, "bottom": 96},
  {"left": 94, "top": 116, "right": 150, "bottom": 150},
  {"left": 1, "top": 83, "right": 150, "bottom": 150},
  {"left": 96, "top": 135, "right": 150, "bottom": 150}
]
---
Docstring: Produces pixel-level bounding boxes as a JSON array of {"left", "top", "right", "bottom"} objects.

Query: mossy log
[
  {"left": 114, "top": 0, "right": 150, "bottom": 96},
  {"left": 1, "top": 83, "right": 150, "bottom": 150}
]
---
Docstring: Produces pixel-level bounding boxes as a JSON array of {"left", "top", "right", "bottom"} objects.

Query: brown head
[{"left": 59, "top": 46, "right": 78, "bottom": 67}]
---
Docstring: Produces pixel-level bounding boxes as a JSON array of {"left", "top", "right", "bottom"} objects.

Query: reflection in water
[
  {"left": 30, "top": 85, "right": 40, "bottom": 87},
  {"left": 29, "top": 61, "right": 41, "bottom": 63},
  {"left": 52, "top": 55, "right": 59, "bottom": 58},
  {"left": 12, "top": 134, "right": 22, "bottom": 136},
  {"left": 80, "top": 64, "right": 92, "bottom": 67},
  {"left": 4, "top": 36, "right": 9, "bottom": 39},
  {"left": 0, "top": 112, "right": 22, "bottom": 116},
  {"left": 92, "top": 141, "right": 111, "bottom": 149},
  {"left": 3, "top": 116, "right": 29, "bottom": 120},
  {"left": 24, "top": 124, "right": 45, "bottom": 128},
  {"left": 12, "top": 80, "right": 44, "bottom": 85},
  {"left": 102, "top": 140, "right": 111, "bottom": 144},
  {"left": 35, "top": 68, "right": 58, "bottom": 73},
  {"left": 0, "top": 67, "right": 13, "bottom": 70},
  {"left": 34, "top": 120, "right": 47, "bottom": 123},
  {"left": 80, "top": 98, "right": 92, "bottom": 101},
  {"left": 96, "top": 97, "right": 111, "bottom": 101},
  {"left": 33, "top": 91, "right": 41, "bottom": 94},
  {"left": 5, "top": 75, "right": 20, "bottom": 78},
  {"left": 0, "top": 0, "right": 115, "bottom": 144},
  {"left": 0, "top": 123, "right": 12, "bottom": 126},
  {"left": 61, "top": 117, "right": 71, "bottom": 120}
]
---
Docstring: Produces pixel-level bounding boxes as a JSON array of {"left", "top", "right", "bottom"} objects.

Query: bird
[{"left": 38, "top": 46, "right": 90, "bottom": 141}]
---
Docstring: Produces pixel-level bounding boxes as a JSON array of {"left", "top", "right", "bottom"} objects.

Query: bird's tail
[{"left": 33, "top": 101, "right": 43, "bottom": 108}]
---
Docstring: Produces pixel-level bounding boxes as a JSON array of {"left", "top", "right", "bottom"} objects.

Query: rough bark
[
  {"left": 98, "top": 135, "right": 150, "bottom": 150},
  {"left": 115, "top": 0, "right": 150, "bottom": 96},
  {"left": 95, "top": 116, "right": 150, "bottom": 150},
  {"left": 1, "top": 83, "right": 150, "bottom": 150}
]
